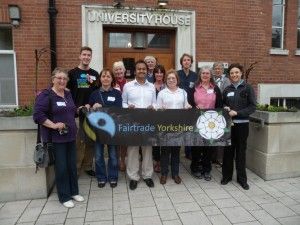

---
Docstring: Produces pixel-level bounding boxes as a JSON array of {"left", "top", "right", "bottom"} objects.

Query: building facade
[{"left": 0, "top": 0, "right": 299, "bottom": 107}]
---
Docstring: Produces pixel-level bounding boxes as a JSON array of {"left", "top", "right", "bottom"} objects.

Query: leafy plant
[
  {"left": 0, "top": 104, "right": 33, "bottom": 117},
  {"left": 256, "top": 104, "right": 298, "bottom": 112}
]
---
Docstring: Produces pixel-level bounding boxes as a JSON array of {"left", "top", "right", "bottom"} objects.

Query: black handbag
[{"left": 33, "top": 91, "right": 55, "bottom": 173}]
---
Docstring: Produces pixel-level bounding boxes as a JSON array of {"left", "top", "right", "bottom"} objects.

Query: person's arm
[
  {"left": 33, "top": 91, "right": 65, "bottom": 131},
  {"left": 156, "top": 91, "right": 163, "bottom": 109},
  {"left": 214, "top": 86, "right": 223, "bottom": 109},
  {"left": 236, "top": 84, "right": 256, "bottom": 117},
  {"left": 115, "top": 90, "right": 123, "bottom": 107},
  {"left": 122, "top": 84, "right": 129, "bottom": 108}
]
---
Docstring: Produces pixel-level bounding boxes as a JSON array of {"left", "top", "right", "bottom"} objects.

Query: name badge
[
  {"left": 90, "top": 75, "right": 96, "bottom": 81},
  {"left": 56, "top": 101, "right": 66, "bottom": 106},
  {"left": 207, "top": 89, "right": 214, "bottom": 94},
  {"left": 227, "top": 92, "right": 234, "bottom": 97},
  {"left": 189, "top": 82, "right": 194, "bottom": 88},
  {"left": 107, "top": 96, "right": 115, "bottom": 102}
]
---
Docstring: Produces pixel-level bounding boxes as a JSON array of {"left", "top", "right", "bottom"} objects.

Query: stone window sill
[{"left": 269, "top": 49, "right": 289, "bottom": 55}]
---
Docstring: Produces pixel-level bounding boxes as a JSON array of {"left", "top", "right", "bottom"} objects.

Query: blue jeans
[
  {"left": 95, "top": 142, "right": 118, "bottom": 183},
  {"left": 53, "top": 141, "right": 78, "bottom": 203},
  {"left": 160, "top": 146, "right": 180, "bottom": 177}
]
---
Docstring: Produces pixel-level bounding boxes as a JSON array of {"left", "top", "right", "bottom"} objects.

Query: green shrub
[
  {"left": 256, "top": 104, "right": 298, "bottom": 112},
  {"left": 0, "top": 104, "right": 33, "bottom": 117}
]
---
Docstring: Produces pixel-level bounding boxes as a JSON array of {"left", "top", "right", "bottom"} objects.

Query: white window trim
[
  {"left": 270, "top": 0, "right": 286, "bottom": 52},
  {"left": 0, "top": 50, "right": 19, "bottom": 108}
]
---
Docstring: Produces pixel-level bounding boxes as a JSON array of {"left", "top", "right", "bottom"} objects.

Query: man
[
  {"left": 144, "top": 55, "right": 157, "bottom": 83},
  {"left": 67, "top": 46, "right": 99, "bottom": 176},
  {"left": 177, "top": 53, "right": 199, "bottom": 178},
  {"left": 212, "top": 62, "right": 231, "bottom": 166},
  {"left": 122, "top": 60, "right": 156, "bottom": 190}
]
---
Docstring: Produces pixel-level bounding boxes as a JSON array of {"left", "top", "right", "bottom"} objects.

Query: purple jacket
[{"left": 33, "top": 88, "right": 77, "bottom": 143}]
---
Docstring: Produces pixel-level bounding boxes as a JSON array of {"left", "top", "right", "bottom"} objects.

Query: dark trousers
[
  {"left": 191, "top": 146, "right": 212, "bottom": 173},
  {"left": 152, "top": 146, "right": 161, "bottom": 162},
  {"left": 53, "top": 141, "right": 79, "bottom": 203},
  {"left": 222, "top": 123, "right": 249, "bottom": 184},
  {"left": 160, "top": 146, "right": 180, "bottom": 176}
]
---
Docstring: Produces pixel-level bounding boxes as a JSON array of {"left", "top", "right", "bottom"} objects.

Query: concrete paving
[{"left": 1, "top": 157, "right": 300, "bottom": 225}]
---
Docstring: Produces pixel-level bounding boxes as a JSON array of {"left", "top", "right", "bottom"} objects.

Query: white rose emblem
[{"left": 196, "top": 110, "right": 226, "bottom": 140}]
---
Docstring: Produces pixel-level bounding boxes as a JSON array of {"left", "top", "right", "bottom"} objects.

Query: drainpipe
[{"left": 48, "top": 0, "right": 58, "bottom": 71}]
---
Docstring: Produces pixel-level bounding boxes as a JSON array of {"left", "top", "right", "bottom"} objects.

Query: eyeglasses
[{"left": 54, "top": 76, "right": 68, "bottom": 81}]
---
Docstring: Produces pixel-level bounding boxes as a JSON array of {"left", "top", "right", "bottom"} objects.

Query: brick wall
[{"left": 1, "top": 0, "right": 299, "bottom": 105}]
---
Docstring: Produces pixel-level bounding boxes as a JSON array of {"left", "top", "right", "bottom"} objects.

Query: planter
[
  {"left": 247, "top": 111, "right": 300, "bottom": 180},
  {"left": 0, "top": 116, "right": 55, "bottom": 202}
]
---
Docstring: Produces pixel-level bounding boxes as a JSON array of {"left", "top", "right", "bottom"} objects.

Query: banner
[{"left": 84, "top": 108, "right": 231, "bottom": 146}]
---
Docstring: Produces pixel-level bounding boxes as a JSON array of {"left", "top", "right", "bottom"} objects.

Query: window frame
[
  {"left": 0, "top": 26, "right": 18, "bottom": 108},
  {"left": 297, "top": 0, "right": 300, "bottom": 51}
]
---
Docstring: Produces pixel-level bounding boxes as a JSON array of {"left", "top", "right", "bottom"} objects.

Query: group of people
[{"left": 33, "top": 46, "right": 256, "bottom": 208}]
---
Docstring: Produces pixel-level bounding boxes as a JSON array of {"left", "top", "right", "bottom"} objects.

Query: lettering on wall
[{"left": 88, "top": 10, "right": 191, "bottom": 26}]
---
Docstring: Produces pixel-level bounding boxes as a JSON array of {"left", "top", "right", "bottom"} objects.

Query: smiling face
[
  {"left": 113, "top": 66, "right": 125, "bottom": 80},
  {"left": 229, "top": 67, "right": 242, "bottom": 83},
  {"left": 214, "top": 65, "right": 224, "bottom": 77},
  {"left": 145, "top": 59, "right": 156, "bottom": 72},
  {"left": 166, "top": 73, "right": 178, "bottom": 89},
  {"left": 200, "top": 68, "right": 212, "bottom": 83},
  {"left": 79, "top": 50, "right": 92, "bottom": 67},
  {"left": 100, "top": 71, "right": 113, "bottom": 88},
  {"left": 182, "top": 56, "right": 192, "bottom": 70},
  {"left": 52, "top": 72, "right": 68, "bottom": 91},
  {"left": 135, "top": 62, "right": 147, "bottom": 82},
  {"left": 154, "top": 69, "right": 164, "bottom": 82}
]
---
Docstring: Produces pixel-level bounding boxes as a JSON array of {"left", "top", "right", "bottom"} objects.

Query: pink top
[{"left": 194, "top": 83, "right": 216, "bottom": 109}]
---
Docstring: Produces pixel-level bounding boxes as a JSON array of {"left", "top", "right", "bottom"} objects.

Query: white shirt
[
  {"left": 122, "top": 79, "right": 156, "bottom": 108},
  {"left": 156, "top": 87, "right": 189, "bottom": 109}
]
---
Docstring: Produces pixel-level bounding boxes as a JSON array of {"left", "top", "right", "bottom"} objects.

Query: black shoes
[
  {"left": 85, "top": 170, "right": 96, "bottom": 177},
  {"left": 144, "top": 178, "right": 154, "bottom": 188},
  {"left": 238, "top": 181, "right": 250, "bottom": 190},
  {"left": 98, "top": 181, "right": 106, "bottom": 188},
  {"left": 221, "top": 178, "right": 232, "bottom": 185},
  {"left": 110, "top": 181, "right": 118, "bottom": 188},
  {"left": 129, "top": 180, "right": 138, "bottom": 190},
  {"left": 204, "top": 172, "right": 211, "bottom": 181}
]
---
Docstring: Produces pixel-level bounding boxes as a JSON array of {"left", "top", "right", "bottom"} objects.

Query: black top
[
  {"left": 177, "top": 69, "right": 198, "bottom": 105},
  {"left": 89, "top": 87, "right": 122, "bottom": 108},
  {"left": 67, "top": 67, "right": 99, "bottom": 107},
  {"left": 223, "top": 81, "right": 256, "bottom": 120}
]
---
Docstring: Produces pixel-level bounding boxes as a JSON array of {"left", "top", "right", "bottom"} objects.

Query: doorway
[{"left": 103, "top": 27, "right": 175, "bottom": 79}]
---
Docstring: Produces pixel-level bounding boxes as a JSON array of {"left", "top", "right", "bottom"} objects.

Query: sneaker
[
  {"left": 62, "top": 200, "right": 74, "bottom": 208},
  {"left": 110, "top": 181, "right": 118, "bottom": 188},
  {"left": 72, "top": 195, "right": 84, "bottom": 202},
  {"left": 98, "top": 181, "right": 106, "bottom": 188}
]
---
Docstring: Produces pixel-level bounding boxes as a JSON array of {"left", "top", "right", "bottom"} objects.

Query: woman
[
  {"left": 191, "top": 66, "right": 222, "bottom": 181},
  {"left": 33, "top": 68, "right": 84, "bottom": 208},
  {"left": 144, "top": 55, "right": 157, "bottom": 83},
  {"left": 221, "top": 63, "right": 256, "bottom": 190},
  {"left": 152, "top": 65, "right": 166, "bottom": 173},
  {"left": 89, "top": 68, "right": 122, "bottom": 188},
  {"left": 112, "top": 61, "right": 127, "bottom": 172},
  {"left": 156, "top": 69, "right": 191, "bottom": 184}
]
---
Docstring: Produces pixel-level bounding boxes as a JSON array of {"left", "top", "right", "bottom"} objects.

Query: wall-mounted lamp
[
  {"left": 8, "top": 5, "right": 21, "bottom": 27},
  {"left": 157, "top": 0, "right": 168, "bottom": 8},
  {"left": 113, "top": 0, "right": 125, "bottom": 8}
]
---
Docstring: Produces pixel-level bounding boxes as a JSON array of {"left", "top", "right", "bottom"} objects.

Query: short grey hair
[
  {"left": 113, "top": 61, "right": 126, "bottom": 72},
  {"left": 213, "top": 62, "right": 224, "bottom": 70},
  {"left": 144, "top": 55, "right": 156, "bottom": 63}
]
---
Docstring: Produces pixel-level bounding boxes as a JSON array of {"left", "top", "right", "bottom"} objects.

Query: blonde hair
[
  {"left": 113, "top": 61, "right": 126, "bottom": 73},
  {"left": 144, "top": 55, "right": 156, "bottom": 63}
]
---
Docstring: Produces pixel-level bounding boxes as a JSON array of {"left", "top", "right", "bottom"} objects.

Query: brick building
[{"left": 0, "top": 0, "right": 299, "bottom": 108}]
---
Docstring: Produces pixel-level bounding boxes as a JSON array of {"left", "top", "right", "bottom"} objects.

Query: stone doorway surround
[{"left": 82, "top": 5, "right": 196, "bottom": 72}]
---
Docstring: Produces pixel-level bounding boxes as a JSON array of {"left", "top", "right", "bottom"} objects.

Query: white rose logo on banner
[{"left": 196, "top": 110, "right": 227, "bottom": 140}]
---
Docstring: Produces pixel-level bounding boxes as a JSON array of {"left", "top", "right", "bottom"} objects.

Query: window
[
  {"left": 0, "top": 26, "right": 18, "bottom": 107},
  {"left": 109, "top": 33, "right": 132, "bottom": 48},
  {"left": 271, "top": 0, "right": 285, "bottom": 49}
]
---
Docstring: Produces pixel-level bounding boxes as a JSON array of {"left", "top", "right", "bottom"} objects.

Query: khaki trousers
[{"left": 126, "top": 146, "right": 153, "bottom": 181}]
